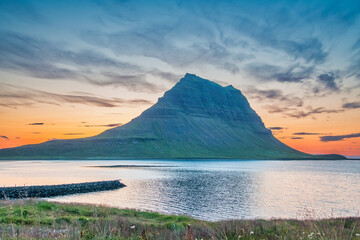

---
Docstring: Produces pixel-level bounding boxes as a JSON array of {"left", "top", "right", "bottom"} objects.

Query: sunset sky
[{"left": 0, "top": 0, "right": 359, "bottom": 156}]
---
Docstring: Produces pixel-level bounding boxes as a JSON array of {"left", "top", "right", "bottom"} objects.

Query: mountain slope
[{"left": 0, "top": 73, "right": 345, "bottom": 160}]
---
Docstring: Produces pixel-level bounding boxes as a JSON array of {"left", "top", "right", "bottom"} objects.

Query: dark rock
[{"left": 0, "top": 180, "right": 125, "bottom": 199}]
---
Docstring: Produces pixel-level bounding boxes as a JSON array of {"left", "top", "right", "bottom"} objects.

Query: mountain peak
[
  {"left": 183, "top": 72, "right": 200, "bottom": 79},
  {"left": 180, "top": 74, "right": 237, "bottom": 92},
  {"left": 181, "top": 73, "right": 209, "bottom": 83},
  {"left": 0, "top": 73, "right": 329, "bottom": 160},
  {"left": 141, "top": 73, "right": 268, "bottom": 130},
  {"left": 184, "top": 73, "right": 197, "bottom": 78}
]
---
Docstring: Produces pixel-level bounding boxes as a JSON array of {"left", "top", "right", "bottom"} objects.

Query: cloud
[
  {"left": 149, "top": 70, "right": 183, "bottom": 83},
  {"left": 231, "top": 14, "right": 328, "bottom": 64},
  {"left": 2, "top": 0, "right": 360, "bottom": 90},
  {"left": 320, "top": 133, "right": 360, "bottom": 142},
  {"left": 273, "top": 66, "right": 315, "bottom": 83},
  {"left": 293, "top": 132, "right": 322, "bottom": 135},
  {"left": 32, "top": 132, "right": 41, "bottom": 134},
  {"left": 245, "top": 87, "right": 303, "bottom": 107},
  {"left": 269, "top": 127, "right": 284, "bottom": 130},
  {"left": 264, "top": 104, "right": 349, "bottom": 119},
  {"left": 0, "top": 31, "right": 170, "bottom": 93},
  {"left": 245, "top": 86, "right": 350, "bottom": 118},
  {"left": 280, "top": 39, "right": 327, "bottom": 64},
  {"left": 342, "top": 102, "right": 360, "bottom": 109},
  {"left": 0, "top": 135, "right": 9, "bottom": 140},
  {"left": 82, "top": 123, "right": 122, "bottom": 128},
  {"left": 97, "top": 0, "right": 358, "bottom": 81},
  {"left": 0, "top": 31, "right": 138, "bottom": 70},
  {"left": 0, "top": 1, "right": 359, "bottom": 126},
  {"left": 0, "top": 83, "right": 153, "bottom": 109},
  {"left": 0, "top": 31, "right": 80, "bottom": 79},
  {"left": 285, "top": 106, "right": 343, "bottom": 118},
  {"left": 86, "top": 1, "right": 360, "bottom": 88},
  {"left": 245, "top": 63, "right": 314, "bottom": 83},
  {"left": 83, "top": 28, "right": 245, "bottom": 74},
  {"left": 28, "top": 122, "right": 44, "bottom": 125},
  {"left": 264, "top": 106, "right": 294, "bottom": 114},
  {"left": 291, "top": 137, "right": 303, "bottom": 140},
  {"left": 87, "top": 73, "right": 164, "bottom": 93},
  {"left": 245, "top": 87, "right": 304, "bottom": 116},
  {"left": 317, "top": 73, "right": 339, "bottom": 91}
]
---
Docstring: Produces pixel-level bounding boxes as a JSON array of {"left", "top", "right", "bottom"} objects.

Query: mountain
[{"left": 0, "top": 73, "right": 346, "bottom": 160}]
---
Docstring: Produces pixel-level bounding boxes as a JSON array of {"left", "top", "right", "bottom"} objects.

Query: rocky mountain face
[{"left": 0, "top": 74, "right": 345, "bottom": 160}]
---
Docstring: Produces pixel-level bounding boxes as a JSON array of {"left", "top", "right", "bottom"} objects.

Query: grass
[{"left": 0, "top": 200, "right": 359, "bottom": 239}]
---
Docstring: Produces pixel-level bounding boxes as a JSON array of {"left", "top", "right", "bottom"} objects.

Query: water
[{"left": 0, "top": 160, "right": 359, "bottom": 221}]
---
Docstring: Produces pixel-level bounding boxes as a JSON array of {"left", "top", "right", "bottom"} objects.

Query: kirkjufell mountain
[{"left": 0, "top": 74, "right": 345, "bottom": 160}]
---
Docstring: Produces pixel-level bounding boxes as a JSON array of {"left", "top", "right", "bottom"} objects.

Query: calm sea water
[{"left": 0, "top": 160, "right": 359, "bottom": 221}]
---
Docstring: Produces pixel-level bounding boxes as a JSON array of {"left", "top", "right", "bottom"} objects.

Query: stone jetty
[{"left": 0, "top": 180, "right": 125, "bottom": 199}]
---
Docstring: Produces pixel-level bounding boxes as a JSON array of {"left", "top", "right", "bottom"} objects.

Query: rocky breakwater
[{"left": 0, "top": 180, "right": 125, "bottom": 199}]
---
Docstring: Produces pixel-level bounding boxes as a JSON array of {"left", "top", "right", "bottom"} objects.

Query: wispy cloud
[
  {"left": 269, "top": 127, "right": 284, "bottom": 130},
  {"left": 245, "top": 86, "right": 349, "bottom": 119},
  {"left": 93, "top": 1, "right": 331, "bottom": 67},
  {"left": 0, "top": 31, "right": 171, "bottom": 93},
  {"left": 28, "top": 122, "right": 44, "bottom": 125},
  {"left": 1, "top": 0, "right": 359, "bottom": 89},
  {"left": 293, "top": 132, "right": 323, "bottom": 135},
  {"left": 245, "top": 87, "right": 309, "bottom": 117},
  {"left": 291, "top": 137, "right": 303, "bottom": 140},
  {"left": 245, "top": 64, "right": 314, "bottom": 83},
  {"left": 245, "top": 87, "right": 303, "bottom": 107},
  {"left": 342, "top": 101, "right": 360, "bottom": 109},
  {"left": 86, "top": 73, "right": 164, "bottom": 93},
  {"left": 320, "top": 133, "right": 360, "bottom": 142},
  {"left": 149, "top": 70, "right": 183, "bottom": 83},
  {"left": 0, "top": 135, "right": 9, "bottom": 140},
  {"left": 285, "top": 106, "right": 343, "bottom": 119},
  {"left": 83, "top": 29, "right": 245, "bottom": 74},
  {"left": 0, "top": 83, "right": 153, "bottom": 109}
]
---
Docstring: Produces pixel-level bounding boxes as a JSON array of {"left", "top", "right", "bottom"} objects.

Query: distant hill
[{"left": 0, "top": 73, "right": 346, "bottom": 160}]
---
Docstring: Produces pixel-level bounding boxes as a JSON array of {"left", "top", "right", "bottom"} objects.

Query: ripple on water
[{"left": 1, "top": 160, "right": 360, "bottom": 221}]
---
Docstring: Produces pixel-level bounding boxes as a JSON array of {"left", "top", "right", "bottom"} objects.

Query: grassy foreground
[{"left": 0, "top": 200, "right": 359, "bottom": 240}]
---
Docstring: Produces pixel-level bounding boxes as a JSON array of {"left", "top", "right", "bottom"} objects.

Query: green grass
[{"left": 0, "top": 200, "right": 359, "bottom": 239}]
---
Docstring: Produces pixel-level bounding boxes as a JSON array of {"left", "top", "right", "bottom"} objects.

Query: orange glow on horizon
[
  {"left": 1, "top": 118, "right": 359, "bottom": 157},
  {"left": 0, "top": 89, "right": 359, "bottom": 156}
]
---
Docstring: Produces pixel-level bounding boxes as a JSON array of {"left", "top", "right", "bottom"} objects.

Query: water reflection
[{"left": 0, "top": 160, "right": 359, "bottom": 221}]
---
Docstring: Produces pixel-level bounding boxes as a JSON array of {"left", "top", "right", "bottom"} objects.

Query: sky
[{"left": 0, "top": 0, "right": 359, "bottom": 156}]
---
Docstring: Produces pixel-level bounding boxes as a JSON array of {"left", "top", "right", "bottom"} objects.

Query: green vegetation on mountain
[{"left": 0, "top": 74, "right": 346, "bottom": 160}]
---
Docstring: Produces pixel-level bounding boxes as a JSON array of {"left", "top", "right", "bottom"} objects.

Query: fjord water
[{"left": 0, "top": 160, "right": 359, "bottom": 221}]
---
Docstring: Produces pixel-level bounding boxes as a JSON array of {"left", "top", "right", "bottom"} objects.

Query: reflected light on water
[{"left": 0, "top": 160, "right": 359, "bottom": 221}]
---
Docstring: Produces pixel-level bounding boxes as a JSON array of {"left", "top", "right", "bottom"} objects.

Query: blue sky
[{"left": 0, "top": 0, "right": 359, "bottom": 155}]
